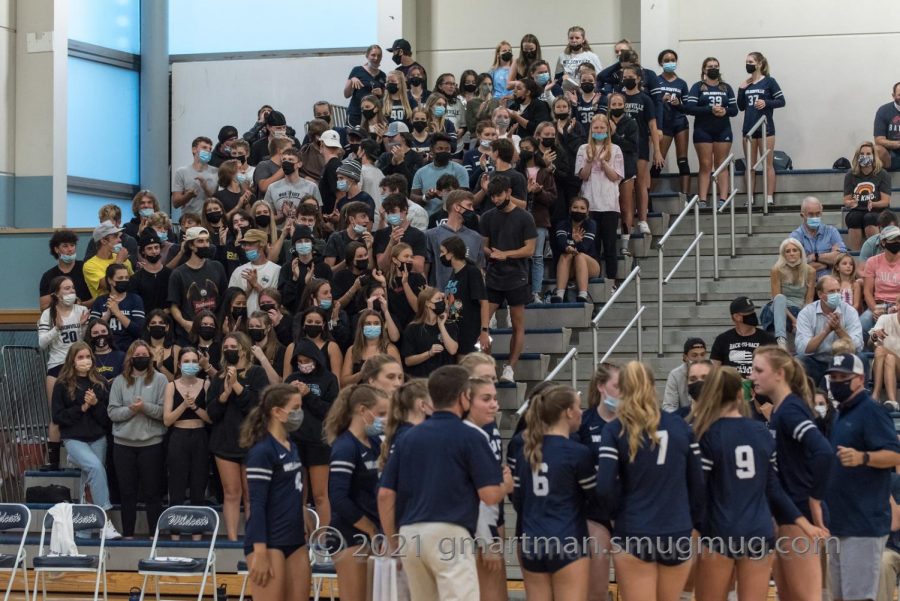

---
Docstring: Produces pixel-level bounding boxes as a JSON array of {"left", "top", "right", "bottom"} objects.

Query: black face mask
[
  {"left": 362, "top": 108, "right": 377, "bottom": 120},
  {"left": 439, "top": 255, "right": 452, "bottom": 267},
  {"left": 408, "top": 77, "right": 424, "bottom": 87},
  {"left": 223, "top": 349, "right": 240, "bottom": 365},
  {"left": 570, "top": 211, "right": 588, "bottom": 223},
  {"left": 706, "top": 68, "right": 720, "bottom": 80},
  {"left": 462, "top": 83, "right": 477, "bottom": 93},
  {"left": 144, "top": 253, "right": 161, "bottom": 264},
  {"left": 885, "top": 242, "right": 900, "bottom": 254},
  {"left": 570, "top": 44, "right": 583, "bottom": 52},
  {"left": 433, "top": 151, "right": 451, "bottom": 166},
  {"left": 386, "top": 83, "right": 399, "bottom": 95},
  {"left": 206, "top": 212, "right": 223, "bottom": 225},
  {"left": 198, "top": 325, "right": 217, "bottom": 340},
  {"left": 519, "top": 150, "right": 534, "bottom": 163},
  {"left": 317, "top": 114, "right": 331, "bottom": 124},
  {"left": 148, "top": 325, "right": 167, "bottom": 339},
  {"left": 741, "top": 312, "right": 759, "bottom": 327},
  {"left": 304, "top": 324, "right": 324, "bottom": 338},
  {"left": 132, "top": 356, "right": 151, "bottom": 371},
  {"left": 281, "top": 161, "right": 296, "bottom": 175},
  {"left": 687, "top": 380, "right": 704, "bottom": 401},
  {"left": 461, "top": 208, "right": 479, "bottom": 230},
  {"left": 235, "top": 155, "right": 247, "bottom": 164},
  {"left": 355, "top": 259, "right": 370, "bottom": 271},
  {"left": 231, "top": 307, "right": 247, "bottom": 320},
  {"left": 755, "top": 393, "right": 772, "bottom": 406},
  {"left": 555, "top": 112, "right": 570, "bottom": 121},
  {"left": 248, "top": 328, "right": 266, "bottom": 343},
  {"left": 745, "top": 63, "right": 756, "bottom": 74},
  {"left": 92, "top": 336, "right": 109, "bottom": 348},
  {"left": 412, "top": 121, "right": 428, "bottom": 133},
  {"left": 622, "top": 78, "right": 638, "bottom": 91},
  {"left": 194, "top": 246, "right": 214, "bottom": 260},
  {"left": 255, "top": 215, "right": 271, "bottom": 229},
  {"left": 580, "top": 82, "right": 595, "bottom": 93},
  {"left": 391, "top": 53, "right": 402, "bottom": 65},
  {"left": 259, "top": 303, "right": 277, "bottom": 313},
  {"left": 495, "top": 197, "right": 511, "bottom": 211},
  {"left": 347, "top": 143, "right": 360, "bottom": 155},
  {"left": 432, "top": 300, "right": 446, "bottom": 315},
  {"left": 113, "top": 281, "right": 129, "bottom": 294},
  {"left": 540, "top": 137, "right": 556, "bottom": 149},
  {"left": 609, "top": 108, "right": 625, "bottom": 118},
  {"left": 500, "top": 51, "right": 513, "bottom": 62},
  {"left": 523, "top": 50, "right": 536, "bottom": 60}
]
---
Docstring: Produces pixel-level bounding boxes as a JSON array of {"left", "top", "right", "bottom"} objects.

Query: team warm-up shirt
[
  {"left": 656, "top": 75, "right": 689, "bottom": 132},
  {"left": 770, "top": 393, "right": 835, "bottom": 523},
  {"left": 574, "top": 93, "right": 603, "bottom": 126},
  {"left": 826, "top": 390, "right": 900, "bottom": 537},
  {"left": 709, "top": 327, "right": 776, "bottom": 377},
  {"left": 244, "top": 433, "right": 305, "bottom": 549},
  {"left": 699, "top": 417, "right": 801, "bottom": 542},
  {"left": 38, "top": 305, "right": 90, "bottom": 369},
  {"left": 596, "top": 412, "right": 705, "bottom": 537},
  {"left": 512, "top": 435, "right": 598, "bottom": 557},
  {"left": 684, "top": 82, "right": 738, "bottom": 132},
  {"left": 737, "top": 77, "right": 785, "bottom": 135},
  {"left": 575, "top": 407, "right": 610, "bottom": 523},
  {"left": 329, "top": 431, "right": 382, "bottom": 542}
]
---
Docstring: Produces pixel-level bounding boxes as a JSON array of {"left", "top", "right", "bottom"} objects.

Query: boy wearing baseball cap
[{"left": 710, "top": 296, "right": 776, "bottom": 377}]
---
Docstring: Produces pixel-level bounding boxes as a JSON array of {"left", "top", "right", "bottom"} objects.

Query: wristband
[{"left": 863, "top": 451, "right": 870, "bottom": 466}]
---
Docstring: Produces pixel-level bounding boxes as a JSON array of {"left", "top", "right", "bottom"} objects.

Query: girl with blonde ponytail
[
  {"left": 512, "top": 384, "right": 596, "bottom": 600},
  {"left": 750, "top": 346, "right": 835, "bottom": 601},
  {"left": 595, "top": 361, "right": 705, "bottom": 600}
]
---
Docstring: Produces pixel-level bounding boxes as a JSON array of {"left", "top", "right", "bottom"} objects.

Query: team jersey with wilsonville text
[
  {"left": 329, "top": 431, "right": 382, "bottom": 543},
  {"left": 737, "top": 77, "right": 786, "bottom": 136},
  {"left": 244, "top": 433, "right": 305, "bottom": 549},
  {"left": 656, "top": 76, "right": 689, "bottom": 131},
  {"left": 684, "top": 82, "right": 738, "bottom": 132}
]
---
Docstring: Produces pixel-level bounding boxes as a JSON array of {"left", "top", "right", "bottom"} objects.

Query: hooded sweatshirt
[{"left": 284, "top": 338, "right": 340, "bottom": 447}]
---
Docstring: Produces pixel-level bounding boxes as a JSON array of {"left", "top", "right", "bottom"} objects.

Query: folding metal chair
[
  {"left": 32, "top": 503, "right": 108, "bottom": 601},
  {"left": 0, "top": 504, "right": 30, "bottom": 601},
  {"left": 137, "top": 506, "right": 219, "bottom": 601}
]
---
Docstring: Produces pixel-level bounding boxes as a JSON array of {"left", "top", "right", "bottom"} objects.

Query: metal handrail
[
  {"left": 657, "top": 194, "right": 702, "bottom": 356},
  {"left": 745, "top": 116, "right": 770, "bottom": 229},
  {"left": 592, "top": 266, "right": 643, "bottom": 368},
  {"left": 517, "top": 346, "right": 578, "bottom": 416},
  {"left": 599, "top": 306, "right": 647, "bottom": 365},
  {"left": 711, "top": 154, "right": 738, "bottom": 280}
]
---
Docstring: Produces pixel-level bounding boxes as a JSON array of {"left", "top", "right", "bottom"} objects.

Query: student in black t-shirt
[
  {"left": 440, "top": 236, "right": 488, "bottom": 355},
  {"left": 874, "top": 83, "right": 900, "bottom": 172},
  {"left": 374, "top": 194, "right": 427, "bottom": 273},
  {"left": 40, "top": 229, "right": 92, "bottom": 310},
  {"left": 710, "top": 296, "right": 776, "bottom": 378},
  {"left": 480, "top": 176, "right": 537, "bottom": 383},
  {"left": 474, "top": 139, "right": 527, "bottom": 211},
  {"left": 167, "top": 227, "right": 228, "bottom": 345},
  {"left": 86, "top": 318, "right": 125, "bottom": 382},
  {"left": 130, "top": 229, "right": 171, "bottom": 316},
  {"left": 401, "top": 287, "right": 459, "bottom": 378},
  {"left": 384, "top": 242, "right": 427, "bottom": 332}
]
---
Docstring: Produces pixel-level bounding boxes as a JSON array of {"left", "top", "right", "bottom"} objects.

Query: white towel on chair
[{"left": 48, "top": 502, "right": 79, "bottom": 556}]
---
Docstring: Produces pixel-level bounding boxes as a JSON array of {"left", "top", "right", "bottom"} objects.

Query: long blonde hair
[
  {"left": 832, "top": 253, "right": 859, "bottom": 283},
  {"left": 379, "top": 379, "right": 429, "bottom": 467},
  {"left": 323, "top": 383, "right": 386, "bottom": 444},
  {"left": 424, "top": 93, "right": 448, "bottom": 132},
  {"left": 565, "top": 26, "right": 593, "bottom": 54},
  {"left": 250, "top": 200, "right": 278, "bottom": 243},
  {"left": 386, "top": 242, "right": 413, "bottom": 286},
  {"left": 383, "top": 71, "right": 412, "bottom": 120},
  {"left": 689, "top": 366, "right": 746, "bottom": 441},
  {"left": 586, "top": 113, "right": 612, "bottom": 162},
  {"left": 617, "top": 361, "right": 661, "bottom": 462},
  {"left": 410, "top": 287, "right": 440, "bottom": 325},
  {"left": 490, "top": 40, "right": 513, "bottom": 69},
  {"left": 753, "top": 346, "right": 814, "bottom": 410},
  {"left": 523, "top": 385, "right": 578, "bottom": 471},
  {"left": 773, "top": 238, "right": 809, "bottom": 286},
  {"left": 851, "top": 141, "right": 884, "bottom": 175}
]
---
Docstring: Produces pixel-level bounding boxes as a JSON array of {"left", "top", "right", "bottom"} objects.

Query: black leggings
[
  {"left": 113, "top": 442, "right": 165, "bottom": 537},
  {"left": 591, "top": 211, "right": 620, "bottom": 280},
  {"left": 168, "top": 427, "right": 210, "bottom": 507}
]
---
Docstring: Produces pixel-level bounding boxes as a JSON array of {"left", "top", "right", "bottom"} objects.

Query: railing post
[
  {"left": 729, "top": 160, "right": 736, "bottom": 257},
  {"left": 762, "top": 119, "right": 769, "bottom": 216},
  {"left": 712, "top": 166, "right": 719, "bottom": 281},
  {"left": 657, "top": 245, "right": 664, "bottom": 357},
  {"left": 694, "top": 198, "right": 701, "bottom": 305},
  {"left": 592, "top": 324, "right": 598, "bottom": 371},
  {"left": 635, "top": 274, "right": 643, "bottom": 362},
  {"left": 571, "top": 355, "right": 577, "bottom": 389}
]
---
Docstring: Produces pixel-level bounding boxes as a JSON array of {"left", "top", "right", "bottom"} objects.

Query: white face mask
[
  {"left": 814, "top": 405, "right": 827, "bottom": 418},
  {"left": 60, "top": 293, "right": 78, "bottom": 306}
]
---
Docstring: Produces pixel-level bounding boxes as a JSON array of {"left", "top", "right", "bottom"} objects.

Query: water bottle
[
  {"left": 216, "top": 584, "right": 227, "bottom": 601},
  {"left": 128, "top": 587, "right": 141, "bottom": 601}
]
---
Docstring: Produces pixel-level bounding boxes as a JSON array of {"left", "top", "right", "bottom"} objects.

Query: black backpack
[{"left": 25, "top": 484, "right": 72, "bottom": 503}]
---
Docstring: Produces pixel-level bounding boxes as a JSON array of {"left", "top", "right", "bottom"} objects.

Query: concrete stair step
[
  {"left": 496, "top": 381, "right": 526, "bottom": 411},
  {"left": 491, "top": 353, "right": 550, "bottom": 381},
  {"left": 488, "top": 328, "right": 572, "bottom": 355},
  {"left": 498, "top": 303, "right": 594, "bottom": 330},
  {"left": 650, "top": 169, "right": 846, "bottom": 195}
]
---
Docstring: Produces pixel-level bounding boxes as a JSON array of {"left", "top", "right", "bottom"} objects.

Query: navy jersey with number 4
[
  {"left": 597, "top": 412, "right": 704, "bottom": 537},
  {"left": 699, "top": 417, "right": 801, "bottom": 541},
  {"left": 245, "top": 434, "right": 305, "bottom": 549},
  {"left": 329, "top": 431, "right": 382, "bottom": 542},
  {"left": 656, "top": 75, "right": 689, "bottom": 132},
  {"left": 512, "top": 435, "right": 598, "bottom": 549}
]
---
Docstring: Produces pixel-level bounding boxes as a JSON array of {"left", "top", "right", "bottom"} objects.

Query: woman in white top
[
  {"left": 491, "top": 106, "right": 520, "bottom": 152},
  {"left": 871, "top": 292, "right": 900, "bottom": 406},
  {"left": 575, "top": 114, "right": 624, "bottom": 282},
  {"left": 38, "top": 275, "right": 89, "bottom": 469},
  {"left": 554, "top": 26, "right": 602, "bottom": 87}
]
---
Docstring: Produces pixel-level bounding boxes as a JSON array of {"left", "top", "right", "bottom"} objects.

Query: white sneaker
[
  {"left": 489, "top": 315, "right": 497, "bottom": 330},
  {"left": 531, "top": 292, "right": 544, "bottom": 305},
  {"left": 500, "top": 365, "right": 515, "bottom": 383},
  {"left": 103, "top": 522, "right": 122, "bottom": 540},
  {"left": 766, "top": 195, "right": 775, "bottom": 205},
  {"left": 637, "top": 221, "right": 651, "bottom": 234},
  {"left": 776, "top": 336, "right": 788, "bottom": 350}
]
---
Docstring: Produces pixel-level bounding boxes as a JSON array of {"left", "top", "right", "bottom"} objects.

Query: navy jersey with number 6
[
  {"left": 597, "top": 412, "right": 704, "bottom": 537},
  {"left": 512, "top": 435, "right": 598, "bottom": 554},
  {"left": 699, "top": 417, "right": 801, "bottom": 541},
  {"left": 329, "top": 431, "right": 382, "bottom": 544},
  {"left": 245, "top": 433, "right": 305, "bottom": 549}
]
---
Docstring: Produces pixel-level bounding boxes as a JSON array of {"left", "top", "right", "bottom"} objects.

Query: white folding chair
[
  {"left": 307, "top": 509, "right": 340, "bottom": 601},
  {"left": 137, "top": 506, "right": 219, "bottom": 601},
  {"left": 32, "top": 503, "right": 108, "bottom": 601},
  {"left": 0, "top": 504, "right": 30, "bottom": 601}
]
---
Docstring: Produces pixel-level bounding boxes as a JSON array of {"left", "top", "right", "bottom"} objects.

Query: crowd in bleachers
[{"left": 28, "top": 23, "right": 900, "bottom": 601}]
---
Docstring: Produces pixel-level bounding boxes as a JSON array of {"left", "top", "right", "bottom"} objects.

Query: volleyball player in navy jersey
[
  {"left": 240, "top": 384, "right": 311, "bottom": 601},
  {"left": 569, "top": 64, "right": 604, "bottom": 127},
  {"left": 751, "top": 346, "right": 835, "bottom": 601},
  {"left": 656, "top": 49, "right": 691, "bottom": 199},
  {"left": 513, "top": 384, "right": 597, "bottom": 601},
  {"left": 692, "top": 366, "right": 828, "bottom": 601},
  {"left": 684, "top": 57, "right": 738, "bottom": 209},
  {"left": 596, "top": 361, "right": 705, "bottom": 601},
  {"left": 378, "top": 379, "right": 431, "bottom": 468},
  {"left": 575, "top": 363, "right": 618, "bottom": 601},
  {"left": 323, "top": 384, "right": 389, "bottom": 601},
  {"left": 738, "top": 52, "right": 785, "bottom": 206}
]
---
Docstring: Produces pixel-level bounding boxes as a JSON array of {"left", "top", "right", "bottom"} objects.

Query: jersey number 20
[
  {"left": 735, "top": 445, "right": 756, "bottom": 479},
  {"left": 533, "top": 463, "right": 549, "bottom": 497}
]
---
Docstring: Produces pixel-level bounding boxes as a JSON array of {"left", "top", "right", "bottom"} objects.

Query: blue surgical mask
[
  {"left": 112, "top": 243, "right": 123, "bottom": 253},
  {"left": 198, "top": 150, "right": 212, "bottom": 163},
  {"left": 337, "top": 180, "right": 350, "bottom": 192},
  {"left": 386, "top": 214, "right": 403, "bottom": 227},
  {"left": 245, "top": 249, "right": 260, "bottom": 262},
  {"left": 806, "top": 216, "right": 821, "bottom": 230},
  {"left": 662, "top": 62, "right": 677, "bottom": 73},
  {"left": 319, "top": 299, "right": 333, "bottom": 310},
  {"left": 480, "top": 139, "right": 492, "bottom": 148},
  {"left": 604, "top": 396, "right": 620, "bottom": 410},
  {"left": 181, "top": 362, "right": 201, "bottom": 377},
  {"left": 366, "top": 415, "right": 385, "bottom": 437},
  {"left": 60, "top": 253, "right": 76, "bottom": 264},
  {"left": 157, "top": 231, "right": 168, "bottom": 242},
  {"left": 826, "top": 292, "right": 842, "bottom": 309},
  {"left": 236, "top": 173, "right": 249, "bottom": 184},
  {"left": 535, "top": 72, "right": 550, "bottom": 85},
  {"left": 592, "top": 132, "right": 608, "bottom": 142},
  {"left": 353, "top": 224, "right": 367, "bottom": 234},
  {"left": 363, "top": 325, "right": 382, "bottom": 339},
  {"left": 295, "top": 242, "right": 313, "bottom": 255},
  {"left": 433, "top": 106, "right": 446, "bottom": 117},
  {"left": 139, "top": 208, "right": 154, "bottom": 218}
]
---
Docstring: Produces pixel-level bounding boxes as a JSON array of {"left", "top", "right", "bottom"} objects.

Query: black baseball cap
[
  {"left": 265, "top": 110, "right": 287, "bottom": 127},
  {"left": 388, "top": 39, "right": 412, "bottom": 54},
  {"left": 729, "top": 296, "right": 756, "bottom": 315},
  {"left": 683, "top": 338, "right": 706, "bottom": 354}
]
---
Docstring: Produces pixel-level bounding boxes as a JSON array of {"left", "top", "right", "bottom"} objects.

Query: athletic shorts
[
  {"left": 244, "top": 543, "right": 305, "bottom": 558},
  {"left": 693, "top": 126, "right": 733, "bottom": 144},
  {"left": 616, "top": 531, "right": 694, "bottom": 566},
  {"left": 662, "top": 118, "right": 689, "bottom": 138},
  {"left": 700, "top": 535, "right": 774, "bottom": 560},
  {"left": 299, "top": 440, "right": 332, "bottom": 467},
  {"left": 829, "top": 536, "right": 888, "bottom": 601},
  {"left": 638, "top": 138, "right": 650, "bottom": 162},
  {"left": 845, "top": 208, "right": 882, "bottom": 231},
  {"left": 519, "top": 537, "right": 587, "bottom": 573},
  {"left": 748, "top": 126, "right": 775, "bottom": 139},
  {"left": 47, "top": 364, "right": 62, "bottom": 377},
  {"left": 487, "top": 284, "right": 531, "bottom": 308}
]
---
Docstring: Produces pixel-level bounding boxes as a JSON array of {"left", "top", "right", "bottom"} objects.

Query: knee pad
[{"left": 677, "top": 157, "right": 690, "bottom": 176}]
